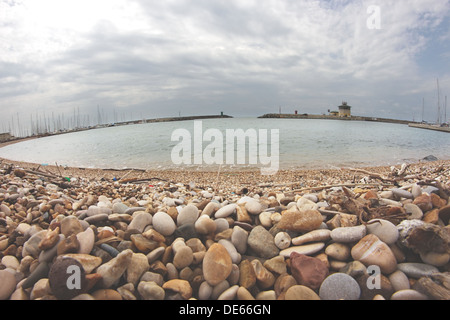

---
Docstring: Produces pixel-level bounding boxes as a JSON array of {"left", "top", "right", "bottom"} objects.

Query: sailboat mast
[
  {"left": 422, "top": 97, "right": 424, "bottom": 123},
  {"left": 436, "top": 78, "right": 441, "bottom": 125}
]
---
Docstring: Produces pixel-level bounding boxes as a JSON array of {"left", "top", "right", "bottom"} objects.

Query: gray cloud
[{"left": 1, "top": 0, "right": 450, "bottom": 135}]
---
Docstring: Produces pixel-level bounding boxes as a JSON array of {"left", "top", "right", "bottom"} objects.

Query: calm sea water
[{"left": 0, "top": 118, "right": 449, "bottom": 171}]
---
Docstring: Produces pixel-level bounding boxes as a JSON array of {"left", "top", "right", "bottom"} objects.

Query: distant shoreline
[
  {"left": 258, "top": 113, "right": 417, "bottom": 125},
  {"left": 0, "top": 114, "right": 233, "bottom": 148}
]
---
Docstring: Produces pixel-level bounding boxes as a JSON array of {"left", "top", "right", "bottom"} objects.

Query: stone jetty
[{"left": 0, "top": 158, "right": 449, "bottom": 300}]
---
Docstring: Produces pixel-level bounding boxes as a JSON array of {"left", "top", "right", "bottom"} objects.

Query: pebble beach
[{"left": 0, "top": 156, "right": 449, "bottom": 301}]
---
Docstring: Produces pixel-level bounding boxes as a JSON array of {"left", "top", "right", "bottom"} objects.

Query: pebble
[
  {"left": 203, "top": 243, "right": 232, "bottom": 286},
  {"left": 138, "top": 281, "right": 165, "bottom": 300},
  {"left": 218, "top": 285, "right": 239, "bottom": 300},
  {"left": 96, "top": 249, "right": 133, "bottom": 288},
  {"left": 173, "top": 246, "right": 194, "bottom": 270},
  {"left": 247, "top": 226, "right": 279, "bottom": 258},
  {"left": 128, "top": 211, "right": 152, "bottom": 232},
  {"left": 391, "top": 289, "right": 429, "bottom": 300},
  {"left": 279, "top": 243, "right": 325, "bottom": 257},
  {"left": 366, "top": 219, "right": 399, "bottom": 244},
  {"left": 325, "top": 243, "right": 350, "bottom": 261},
  {"left": 1, "top": 255, "right": 20, "bottom": 270},
  {"left": 48, "top": 256, "right": 87, "bottom": 300},
  {"left": 30, "top": 278, "right": 51, "bottom": 300},
  {"left": 215, "top": 203, "right": 237, "bottom": 218},
  {"left": 392, "top": 188, "right": 414, "bottom": 199},
  {"left": 62, "top": 253, "right": 102, "bottom": 274},
  {"left": 290, "top": 252, "right": 329, "bottom": 290},
  {"left": 91, "top": 289, "right": 123, "bottom": 300},
  {"left": 231, "top": 225, "right": 248, "bottom": 254},
  {"left": 194, "top": 215, "right": 216, "bottom": 235},
  {"left": 319, "top": 273, "right": 361, "bottom": 300},
  {"left": 274, "top": 232, "right": 291, "bottom": 249},
  {"left": 330, "top": 225, "right": 367, "bottom": 243},
  {"left": 126, "top": 253, "right": 149, "bottom": 285},
  {"left": 177, "top": 204, "right": 199, "bottom": 226},
  {"left": 285, "top": 285, "right": 320, "bottom": 300},
  {"left": 404, "top": 203, "right": 423, "bottom": 220},
  {"left": 291, "top": 229, "right": 331, "bottom": 246},
  {"left": 351, "top": 234, "right": 397, "bottom": 274},
  {"left": 277, "top": 209, "right": 323, "bottom": 233},
  {"left": 152, "top": 212, "right": 177, "bottom": 236},
  {"left": 76, "top": 227, "right": 95, "bottom": 254},
  {"left": 389, "top": 270, "right": 410, "bottom": 291},
  {"left": 419, "top": 251, "right": 450, "bottom": 267},
  {"left": 162, "top": 279, "right": 192, "bottom": 300},
  {"left": 396, "top": 263, "right": 439, "bottom": 279},
  {"left": 1, "top": 161, "right": 449, "bottom": 301},
  {"left": 60, "top": 216, "right": 84, "bottom": 237},
  {"left": 0, "top": 270, "right": 17, "bottom": 300},
  {"left": 112, "top": 202, "right": 129, "bottom": 214}
]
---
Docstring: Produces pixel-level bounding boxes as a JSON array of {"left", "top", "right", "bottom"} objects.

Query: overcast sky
[{"left": 1, "top": 0, "right": 450, "bottom": 135}]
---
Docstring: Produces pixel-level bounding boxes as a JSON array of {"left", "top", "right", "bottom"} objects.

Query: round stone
[
  {"left": 351, "top": 234, "right": 397, "bottom": 274},
  {"left": 420, "top": 251, "right": 450, "bottom": 267},
  {"left": 404, "top": 203, "right": 423, "bottom": 220},
  {"left": 76, "top": 227, "right": 95, "bottom": 254},
  {"left": 203, "top": 243, "right": 232, "bottom": 286},
  {"left": 366, "top": 219, "right": 399, "bottom": 245},
  {"left": 325, "top": 243, "right": 351, "bottom": 261},
  {"left": 245, "top": 199, "right": 263, "bottom": 215},
  {"left": 279, "top": 243, "right": 325, "bottom": 258},
  {"left": 330, "top": 225, "right": 367, "bottom": 243},
  {"left": 319, "top": 273, "right": 361, "bottom": 300},
  {"left": 290, "top": 252, "right": 329, "bottom": 290},
  {"left": 49, "top": 256, "right": 87, "bottom": 300},
  {"left": 292, "top": 229, "right": 331, "bottom": 246},
  {"left": 277, "top": 209, "right": 323, "bottom": 233},
  {"left": 247, "top": 225, "right": 279, "bottom": 258},
  {"left": 162, "top": 279, "right": 193, "bottom": 300},
  {"left": 128, "top": 212, "right": 152, "bottom": 233},
  {"left": 194, "top": 215, "right": 217, "bottom": 235},
  {"left": 138, "top": 281, "right": 165, "bottom": 300},
  {"left": 173, "top": 246, "right": 194, "bottom": 269},
  {"left": 177, "top": 204, "right": 199, "bottom": 226},
  {"left": 274, "top": 232, "right": 291, "bottom": 249},
  {"left": 391, "top": 188, "right": 414, "bottom": 199},
  {"left": 60, "top": 216, "right": 84, "bottom": 237},
  {"left": 397, "top": 263, "right": 439, "bottom": 279},
  {"left": 231, "top": 225, "right": 248, "bottom": 254},
  {"left": 215, "top": 204, "right": 237, "bottom": 218},
  {"left": 285, "top": 285, "right": 320, "bottom": 300},
  {"left": 152, "top": 212, "right": 176, "bottom": 236},
  {"left": 389, "top": 270, "right": 410, "bottom": 291},
  {"left": 391, "top": 289, "right": 429, "bottom": 300},
  {"left": 91, "top": 289, "right": 123, "bottom": 300},
  {"left": 0, "top": 270, "right": 17, "bottom": 300}
]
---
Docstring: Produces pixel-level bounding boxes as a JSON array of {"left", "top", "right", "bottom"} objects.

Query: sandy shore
[{"left": 1, "top": 156, "right": 449, "bottom": 191}]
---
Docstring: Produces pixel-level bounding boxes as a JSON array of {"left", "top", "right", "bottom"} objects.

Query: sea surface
[{"left": 0, "top": 118, "right": 449, "bottom": 171}]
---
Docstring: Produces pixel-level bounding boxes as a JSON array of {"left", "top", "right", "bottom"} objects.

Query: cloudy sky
[{"left": 1, "top": 0, "right": 450, "bottom": 135}]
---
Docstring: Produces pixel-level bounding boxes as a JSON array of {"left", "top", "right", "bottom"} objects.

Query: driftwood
[
  {"left": 292, "top": 183, "right": 394, "bottom": 193},
  {"left": 348, "top": 168, "right": 394, "bottom": 182},
  {"left": 414, "top": 274, "right": 450, "bottom": 300}
]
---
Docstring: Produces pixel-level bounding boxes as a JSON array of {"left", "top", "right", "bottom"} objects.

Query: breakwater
[
  {"left": 408, "top": 123, "right": 450, "bottom": 133},
  {"left": 258, "top": 113, "right": 414, "bottom": 125}
]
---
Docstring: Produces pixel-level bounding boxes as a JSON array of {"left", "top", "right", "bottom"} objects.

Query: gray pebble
[
  {"left": 319, "top": 273, "right": 361, "bottom": 300},
  {"left": 397, "top": 263, "right": 439, "bottom": 279}
]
